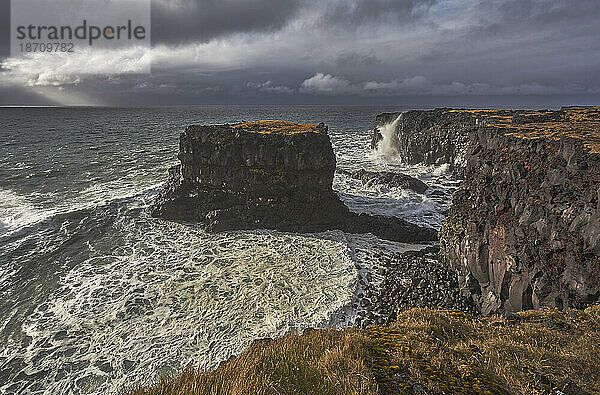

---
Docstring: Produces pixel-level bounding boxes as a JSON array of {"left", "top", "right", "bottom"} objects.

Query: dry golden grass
[
  {"left": 129, "top": 306, "right": 600, "bottom": 395},
  {"left": 369, "top": 306, "right": 600, "bottom": 394},
  {"left": 127, "top": 328, "right": 379, "bottom": 395}
]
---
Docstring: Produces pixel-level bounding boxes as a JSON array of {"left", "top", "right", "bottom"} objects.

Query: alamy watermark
[{"left": 10, "top": 0, "right": 151, "bottom": 73}]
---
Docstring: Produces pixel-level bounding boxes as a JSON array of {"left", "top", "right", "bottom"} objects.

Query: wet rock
[
  {"left": 337, "top": 168, "right": 429, "bottom": 194},
  {"left": 152, "top": 120, "right": 436, "bottom": 242},
  {"left": 372, "top": 109, "right": 475, "bottom": 175},
  {"left": 372, "top": 107, "right": 600, "bottom": 314},
  {"left": 358, "top": 246, "right": 476, "bottom": 327}
]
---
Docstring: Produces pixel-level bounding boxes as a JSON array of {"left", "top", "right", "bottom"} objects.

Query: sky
[{"left": 0, "top": 0, "right": 600, "bottom": 106}]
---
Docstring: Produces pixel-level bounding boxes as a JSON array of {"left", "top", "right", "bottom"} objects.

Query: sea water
[{"left": 0, "top": 106, "right": 456, "bottom": 394}]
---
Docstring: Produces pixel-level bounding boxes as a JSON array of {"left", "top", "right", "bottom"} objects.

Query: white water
[
  {"left": 0, "top": 188, "right": 50, "bottom": 235},
  {"left": 3, "top": 212, "right": 358, "bottom": 394},
  {"left": 374, "top": 114, "right": 403, "bottom": 157},
  {"left": 0, "top": 106, "right": 456, "bottom": 395}
]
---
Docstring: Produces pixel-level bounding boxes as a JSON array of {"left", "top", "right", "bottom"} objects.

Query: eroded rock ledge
[
  {"left": 151, "top": 120, "right": 436, "bottom": 242},
  {"left": 373, "top": 107, "right": 600, "bottom": 314}
]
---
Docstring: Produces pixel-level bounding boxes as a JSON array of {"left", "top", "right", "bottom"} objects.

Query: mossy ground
[
  {"left": 231, "top": 120, "right": 319, "bottom": 135},
  {"left": 449, "top": 107, "right": 600, "bottom": 153},
  {"left": 128, "top": 306, "right": 600, "bottom": 395}
]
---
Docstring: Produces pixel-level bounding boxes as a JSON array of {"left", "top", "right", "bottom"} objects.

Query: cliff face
[
  {"left": 373, "top": 109, "right": 475, "bottom": 174},
  {"left": 152, "top": 120, "right": 436, "bottom": 242},
  {"left": 373, "top": 107, "right": 600, "bottom": 314}
]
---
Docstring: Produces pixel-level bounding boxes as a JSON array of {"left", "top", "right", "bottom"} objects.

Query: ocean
[{"left": 0, "top": 106, "right": 456, "bottom": 394}]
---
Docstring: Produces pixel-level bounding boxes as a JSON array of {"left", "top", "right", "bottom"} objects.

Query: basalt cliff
[
  {"left": 151, "top": 120, "right": 436, "bottom": 243},
  {"left": 373, "top": 107, "right": 600, "bottom": 314}
]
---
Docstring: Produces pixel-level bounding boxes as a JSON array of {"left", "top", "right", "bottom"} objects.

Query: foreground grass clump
[
  {"left": 128, "top": 328, "right": 379, "bottom": 395},
  {"left": 129, "top": 306, "right": 600, "bottom": 395}
]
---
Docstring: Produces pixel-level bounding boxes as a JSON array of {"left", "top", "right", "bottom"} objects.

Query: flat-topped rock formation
[
  {"left": 373, "top": 107, "right": 600, "bottom": 176},
  {"left": 152, "top": 120, "right": 436, "bottom": 242},
  {"left": 372, "top": 107, "right": 600, "bottom": 314}
]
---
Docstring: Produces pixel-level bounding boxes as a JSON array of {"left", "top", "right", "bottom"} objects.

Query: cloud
[
  {"left": 299, "top": 74, "right": 598, "bottom": 96},
  {"left": 334, "top": 50, "right": 380, "bottom": 67},
  {"left": 300, "top": 73, "right": 357, "bottom": 95},
  {"left": 2, "top": 0, "right": 600, "bottom": 105},
  {"left": 247, "top": 81, "right": 294, "bottom": 94},
  {"left": 322, "top": 0, "right": 437, "bottom": 27},
  {"left": 0, "top": 46, "right": 150, "bottom": 87},
  {"left": 151, "top": 0, "right": 439, "bottom": 45},
  {"left": 151, "top": 0, "right": 305, "bottom": 44}
]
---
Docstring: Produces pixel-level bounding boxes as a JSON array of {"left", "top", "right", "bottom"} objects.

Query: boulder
[{"left": 337, "top": 169, "right": 429, "bottom": 194}]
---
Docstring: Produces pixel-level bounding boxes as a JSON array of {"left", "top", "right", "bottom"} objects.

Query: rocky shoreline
[
  {"left": 152, "top": 108, "right": 600, "bottom": 320},
  {"left": 373, "top": 107, "right": 600, "bottom": 315},
  {"left": 137, "top": 108, "right": 600, "bottom": 395},
  {"left": 352, "top": 246, "right": 476, "bottom": 329}
]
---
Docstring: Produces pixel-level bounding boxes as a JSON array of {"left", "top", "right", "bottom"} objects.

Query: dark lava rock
[
  {"left": 152, "top": 120, "right": 436, "bottom": 243},
  {"left": 337, "top": 168, "right": 429, "bottom": 194},
  {"left": 372, "top": 107, "right": 600, "bottom": 314},
  {"left": 358, "top": 246, "right": 476, "bottom": 328}
]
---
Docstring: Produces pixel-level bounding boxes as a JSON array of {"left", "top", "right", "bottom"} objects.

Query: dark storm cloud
[
  {"left": 466, "top": 0, "right": 600, "bottom": 39},
  {"left": 0, "top": 0, "right": 10, "bottom": 58},
  {"left": 492, "top": 0, "right": 600, "bottom": 25},
  {"left": 412, "top": 0, "right": 600, "bottom": 88},
  {"left": 151, "top": 0, "right": 305, "bottom": 44},
  {"left": 2, "top": 0, "right": 600, "bottom": 105},
  {"left": 335, "top": 51, "right": 380, "bottom": 67},
  {"left": 151, "top": 0, "right": 439, "bottom": 44}
]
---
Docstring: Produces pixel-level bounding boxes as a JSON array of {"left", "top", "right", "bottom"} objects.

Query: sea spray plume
[{"left": 374, "top": 114, "right": 402, "bottom": 157}]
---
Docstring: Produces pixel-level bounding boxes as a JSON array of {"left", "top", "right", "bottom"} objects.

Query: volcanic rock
[
  {"left": 337, "top": 169, "right": 429, "bottom": 194},
  {"left": 372, "top": 107, "right": 600, "bottom": 314},
  {"left": 152, "top": 120, "right": 436, "bottom": 242}
]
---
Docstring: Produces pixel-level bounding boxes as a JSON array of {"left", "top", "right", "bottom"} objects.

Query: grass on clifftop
[{"left": 128, "top": 305, "right": 600, "bottom": 395}]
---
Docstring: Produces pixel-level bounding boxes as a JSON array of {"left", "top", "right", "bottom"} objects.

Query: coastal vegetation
[{"left": 129, "top": 305, "right": 600, "bottom": 394}]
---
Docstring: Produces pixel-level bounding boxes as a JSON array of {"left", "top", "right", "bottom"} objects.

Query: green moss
[{"left": 248, "top": 168, "right": 285, "bottom": 184}]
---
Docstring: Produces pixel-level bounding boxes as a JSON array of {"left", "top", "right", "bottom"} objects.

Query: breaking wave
[{"left": 374, "top": 114, "right": 403, "bottom": 157}]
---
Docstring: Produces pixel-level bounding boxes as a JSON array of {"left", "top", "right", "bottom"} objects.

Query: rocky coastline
[
  {"left": 372, "top": 106, "right": 600, "bottom": 315},
  {"left": 352, "top": 246, "right": 476, "bottom": 329},
  {"left": 152, "top": 109, "right": 600, "bottom": 319},
  {"left": 138, "top": 108, "right": 600, "bottom": 395}
]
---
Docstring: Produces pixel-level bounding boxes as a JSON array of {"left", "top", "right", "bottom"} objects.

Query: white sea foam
[
  {"left": 0, "top": 107, "right": 457, "bottom": 394},
  {"left": 334, "top": 173, "right": 445, "bottom": 229},
  {"left": 0, "top": 180, "right": 164, "bottom": 238},
  {"left": 3, "top": 215, "right": 357, "bottom": 394},
  {"left": 0, "top": 188, "right": 50, "bottom": 236}
]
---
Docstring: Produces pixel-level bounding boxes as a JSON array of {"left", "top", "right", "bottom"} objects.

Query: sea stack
[
  {"left": 152, "top": 120, "right": 436, "bottom": 242},
  {"left": 372, "top": 107, "right": 600, "bottom": 314}
]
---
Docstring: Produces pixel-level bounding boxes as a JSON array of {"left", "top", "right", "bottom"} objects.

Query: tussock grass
[
  {"left": 127, "top": 328, "right": 379, "bottom": 395},
  {"left": 129, "top": 306, "right": 600, "bottom": 395}
]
